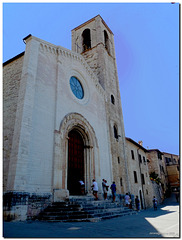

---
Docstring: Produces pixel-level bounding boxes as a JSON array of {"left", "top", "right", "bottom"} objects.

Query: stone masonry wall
[
  {"left": 147, "top": 151, "right": 160, "bottom": 175},
  {"left": 126, "top": 139, "right": 154, "bottom": 208},
  {"left": 3, "top": 55, "right": 24, "bottom": 191},
  {"left": 3, "top": 191, "right": 52, "bottom": 221}
]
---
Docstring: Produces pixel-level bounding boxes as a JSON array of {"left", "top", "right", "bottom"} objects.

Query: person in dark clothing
[
  {"left": 135, "top": 195, "right": 140, "bottom": 211},
  {"left": 153, "top": 196, "right": 158, "bottom": 210},
  {"left": 176, "top": 192, "right": 180, "bottom": 202},
  {"left": 102, "top": 179, "right": 108, "bottom": 200},
  {"left": 110, "top": 181, "right": 116, "bottom": 202}
]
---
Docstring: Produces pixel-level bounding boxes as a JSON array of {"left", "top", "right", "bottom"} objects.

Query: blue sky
[{"left": 3, "top": 2, "right": 179, "bottom": 154}]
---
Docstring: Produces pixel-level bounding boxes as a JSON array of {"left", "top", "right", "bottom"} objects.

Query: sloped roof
[
  {"left": 126, "top": 137, "right": 148, "bottom": 153},
  {"left": 148, "top": 149, "right": 164, "bottom": 155},
  {"left": 3, "top": 52, "right": 25, "bottom": 66},
  {"left": 72, "top": 14, "right": 113, "bottom": 35}
]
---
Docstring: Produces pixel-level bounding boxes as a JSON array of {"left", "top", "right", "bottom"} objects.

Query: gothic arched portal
[{"left": 53, "top": 113, "right": 99, "bottom": 198}]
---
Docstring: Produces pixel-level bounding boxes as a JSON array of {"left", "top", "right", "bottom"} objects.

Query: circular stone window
[{"left": 70, "top": 76, "right": 84, "bottom": 99}]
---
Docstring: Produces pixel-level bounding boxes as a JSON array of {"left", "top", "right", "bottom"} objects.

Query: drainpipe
[{"left": 137, "top": 148, "right": 146, "bottom": 210}]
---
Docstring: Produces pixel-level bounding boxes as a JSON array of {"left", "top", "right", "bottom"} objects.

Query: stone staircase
[{"left": 37, "top": 196, "right": 137, "bottom": 222}]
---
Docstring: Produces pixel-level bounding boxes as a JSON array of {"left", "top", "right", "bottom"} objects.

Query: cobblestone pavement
[{"left": 3, "top": 194, "right": 179, "bottom": 238}]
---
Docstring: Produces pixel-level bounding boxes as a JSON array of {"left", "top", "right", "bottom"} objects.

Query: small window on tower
[
  {"left": 104, "top": 30, "right": 110, "bottom": 54},
  {"left": 114, "top": 125, "right": 118, "bottom": 139},
  {"left": 82, "top": 29, "right": 91, "bottom": 52},
  {"left": 111, "top": 95, "right": 115, "bottom": 104}
]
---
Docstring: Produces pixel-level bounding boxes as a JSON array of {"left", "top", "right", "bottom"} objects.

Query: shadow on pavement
[{"left": 3, "top": 194, "right": 180, "bottom": 238}]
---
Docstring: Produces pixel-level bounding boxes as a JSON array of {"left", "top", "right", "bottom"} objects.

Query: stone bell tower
[{"left": 71, "top": 15, "right": 130, "bottom": 193}]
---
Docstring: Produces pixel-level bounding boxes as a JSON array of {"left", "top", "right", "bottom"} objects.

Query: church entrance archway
[
  {"left": 67, "top": 129, "right": 84, "bottom": 195},
  {"left": 53, "top": 113, "right": 100, "bottom": 200}
]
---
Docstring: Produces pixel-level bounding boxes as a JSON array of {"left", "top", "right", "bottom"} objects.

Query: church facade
[
  {"left": 3, "top": 15, "right": 131, "bottom": 220},
  {"left": 4, "top": 15, "right": 177, "bottom": 221}
]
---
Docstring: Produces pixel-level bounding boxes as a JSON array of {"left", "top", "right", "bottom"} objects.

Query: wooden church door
[{"left": 67, "top": 130, "right": 84, "bottom": 195}]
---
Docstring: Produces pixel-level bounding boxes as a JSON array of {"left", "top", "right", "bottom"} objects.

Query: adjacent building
[
  {"left": 126, "top": 138, "right": 165, "bottom": 208},
  {"left": 163, "top": 152, "right": 180, "bottom": 192},
  {"left": 147, "top": 149, "right": 168, "bottom": 198}
]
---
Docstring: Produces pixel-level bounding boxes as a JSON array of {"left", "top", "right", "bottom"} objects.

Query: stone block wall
[
  {"left": 147, "top": 151, "right": 160, "bottom": 175},
  {"left": 125, "top": 138, "right": 157, "bottom": 209},
  {"left": 3, "top": 55, "right": 24, "bottom": 191},
  {"left": 3, "top": 191, "right": 52, "bottom": 221}
]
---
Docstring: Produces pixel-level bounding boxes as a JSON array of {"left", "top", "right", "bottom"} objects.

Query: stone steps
[
  {"left": 41, "top": 207, "right": 132, "bottom": 216},
  {"left": 39, "top": 210, "right": 137, "bottom": 223},
  {"left": 37, "top": 196, "right": 137, "bottom": 222}
]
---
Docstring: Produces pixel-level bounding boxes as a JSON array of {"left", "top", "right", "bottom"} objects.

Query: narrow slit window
[
  {"left": 111, "top": 95, "right": 115, "bottom": 104},
  {"left": 114, "top": 125, "right": 118, "bottom": 139},
  {"left": 104, "top": 30, "right": 110, "bottom": 54},
  {"left": 134, "top": 171, "right": 138, "bottom": 183}
]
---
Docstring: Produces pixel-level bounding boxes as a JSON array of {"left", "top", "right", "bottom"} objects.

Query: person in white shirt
[
  {"left": 91, "top": 179, "right": 98, "bottom": 200},
  {"left": 79, "top": 180, "right": 85, "bottom": 195},
  {"left": 124, "top": 193, "right": 130, "bottom": 207}
]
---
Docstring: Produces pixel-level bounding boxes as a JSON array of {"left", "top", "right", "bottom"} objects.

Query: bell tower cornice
[{"left": 72, "top": 15, "right": 113, "bottom": 35}]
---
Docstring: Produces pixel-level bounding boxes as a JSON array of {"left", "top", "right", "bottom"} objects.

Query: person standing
[
  {"left": 176, "top": 192, "right": 180, "bottom": 203},
  {"left": 135, "top": 195, "right": 140, "bottom": 211},
  {"left": 129, "top": 198, "right": 132, "bottom": 209},
  {"left": 91, "top": 179, "right": 98, "bottom": 200},
  {"left": 102, "top": 179, "right": 107, "bottom": 200},
  {"left": 110, "top": 181, "right": 116, "bottom": 202},
  {"left": 153, "top": 196, "right": 158, "bottom": 210},
  {"left": 79, "top": 180, "right": 85, "bottom": 195},
  {"left": 105, "top": 180, "right": 109, "bottom": 200},
  {"left": 125, "top": 193, "right": 130, "bottom": 207}
]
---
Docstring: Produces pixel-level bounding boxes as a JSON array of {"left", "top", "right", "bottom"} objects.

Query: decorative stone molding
[
  {"left": 40, "top": 43, "right": 57, "bottom": 55},
  {"left": 58, "top": 112, "right": 98, "bottom": 148},
  {"left": 37, "top": 36, "right": 105, "bottom": 98}
]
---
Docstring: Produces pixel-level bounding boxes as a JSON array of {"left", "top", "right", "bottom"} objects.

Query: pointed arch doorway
[
  {"left": 67, "top": 129, "right": 84, "bottom": 195},
  {"left": 53, "top": 113, "right": 100, "bottom": 201}
]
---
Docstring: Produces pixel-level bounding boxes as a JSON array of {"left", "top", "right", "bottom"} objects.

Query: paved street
[{"left": 3, "top": 193, "right": 179, "bottom": 238}]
